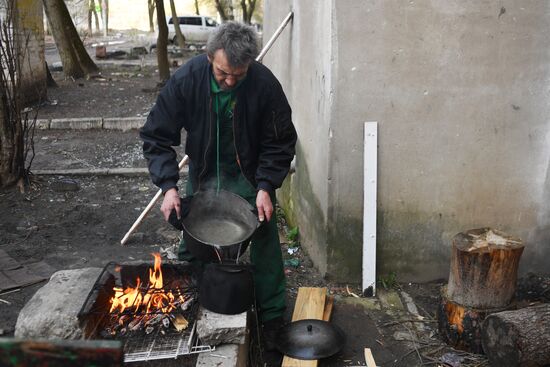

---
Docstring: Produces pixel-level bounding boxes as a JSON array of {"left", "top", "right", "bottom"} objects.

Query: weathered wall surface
[
  {"left": 264, "top": 1, "right": 333, "bottom": 275},
  {"left": 266, "top": 0, "right": 550, "bottom": 282},
  {"left": 4, "top": 0, "right": 47, "bottom": 105}
]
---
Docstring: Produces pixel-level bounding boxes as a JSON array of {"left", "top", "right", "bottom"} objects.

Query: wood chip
[{"left": 172, "top": 314, "right": 189, "bottom": 331}]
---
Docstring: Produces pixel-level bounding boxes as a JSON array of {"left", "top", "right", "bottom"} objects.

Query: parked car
[{"left": 167, "top": 15, "right": 218, "bottom": 44}]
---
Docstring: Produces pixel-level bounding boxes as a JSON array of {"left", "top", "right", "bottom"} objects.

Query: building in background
[{"left": 264, "top": 0, "right": 550, "bottom": 283}]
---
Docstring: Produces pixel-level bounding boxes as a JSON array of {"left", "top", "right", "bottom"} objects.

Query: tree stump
[
  {"left": 438, "top": 228, "right": 524, "bottom": 352},
  {"left": 438, "top": 287, "right": 510, "bottom": 354},
  {"left": 481, "top": 304, "right": 550, "bottom": 367}
]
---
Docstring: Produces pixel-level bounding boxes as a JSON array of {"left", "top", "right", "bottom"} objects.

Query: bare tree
[
  {"left": 194, "top": 0, "right": 200, "bottom": 15},
  {"left": 42, "top": 0, "right": 98, "bottom": 79},
  {"left": 214, "top": 0, "right": 234, "bottom": 21},
  {"left": 155, "top": 0, "right": 170, "bottom": 82},
  {"left": 87, "top": 0, "right": 100, "bottom": 35},
  {"left": 100, "top": 0, "right": 108, "bottom": 36},
  {"left": 169, "top": 0, "right": 185, "bottom": 50},
  {"left": 147, "top": 0, "right": 155, "bottom": 33},
  {"left": 240, "top": 0, "right": 256, "bottom": 24},
  {"left": 0, "top": 1, "right": 37, "bottom": 189}
]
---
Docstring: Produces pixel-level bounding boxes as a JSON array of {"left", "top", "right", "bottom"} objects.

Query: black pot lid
[{"left": 275, "top": 319, "right": 346, "bottom": 360}]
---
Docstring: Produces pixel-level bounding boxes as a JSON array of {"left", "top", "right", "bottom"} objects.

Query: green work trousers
[{"left": 178, "top": 174, "right": 286, "bottom": 323}]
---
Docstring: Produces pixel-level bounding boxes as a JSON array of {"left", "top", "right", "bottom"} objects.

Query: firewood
[
  {"left": 172, "top": 314, "right": 189, "bottom": 331},
  {"left": 438, "top": 228, "right": 524, "bottom": 353},
  {"left": 438, "top": 287, "right": 510, "bottom": 353},
  {"left": 481, "top": 304, "right": 550, "bottom": 367},
  {"left": 447, "top": 228, "right": 524, "bottom": 309}
]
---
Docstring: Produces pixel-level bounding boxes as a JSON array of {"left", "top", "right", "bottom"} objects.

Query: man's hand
[
  {"left": 256, "top": 189, "right": 273, "bottom": 222},
  {"left": 161, "top": 188, "right": 180, "bottom": 221}
]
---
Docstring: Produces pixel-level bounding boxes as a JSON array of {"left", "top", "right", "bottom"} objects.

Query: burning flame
[{"left": 109, "top": 253, "right": 184, "bottom": 314}]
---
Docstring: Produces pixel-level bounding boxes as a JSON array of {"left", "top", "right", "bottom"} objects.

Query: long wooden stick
[
  {"left": 120, "top": 155, "right": 188, "bottom": 245},
  {"left": 364, "top": 348, "right": 377, "bottom": 367},
  {"left": 120, "top": 12, "right": 294, "bottom": 246}
]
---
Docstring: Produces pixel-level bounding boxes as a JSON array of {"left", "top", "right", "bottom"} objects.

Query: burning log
[
  {"left": 438, "top": 228, "right": 524, "bottom": 353},
  {"left": 481, "top": 304, "right": 550, "bottom": 367},
  {"left": 99, "top": 254, "right": 196, "bottom": 338}
]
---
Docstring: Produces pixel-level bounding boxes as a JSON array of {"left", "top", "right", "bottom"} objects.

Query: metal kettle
[{"left": 199, "top": 262, "right": 254, "bottom": 315}]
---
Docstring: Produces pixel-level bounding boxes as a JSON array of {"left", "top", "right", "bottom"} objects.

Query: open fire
[{"left": 99, "top": 253, "right": 196, "bottom": 339}]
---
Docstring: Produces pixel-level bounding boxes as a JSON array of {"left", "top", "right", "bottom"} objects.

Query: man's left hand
[{"left": 256, "top": 189, "right": 273, "bottom": 222}]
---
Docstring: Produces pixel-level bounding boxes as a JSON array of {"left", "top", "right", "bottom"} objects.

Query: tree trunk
[
  {"left": 0, "top": 3, "right": 25, "bottom": 188},
  {"left": 148, "top": 0, "right": 155, "bottom": 33},
  {"left": 194, "top": 0, "right": 200, "bottom": 15},
  {"left": 155, "top": 0, "right": 170, "bottom": 83},
  {"left": 438, "top": 228, "right": 524, "bottom": 353},
  {"left": 438, "top": 287, "right": 510, "bottom": 354},
  {"left": 482, "top": 304, "right": 550, "bottom": 367},
  {"left": 448, "top": 228, "right": 524, "bottom": 309},
  {"left": 240, "top": 0, "right": 256, "bottom": 24},
  {"left": 214, "top": 0, "right": 228, "bottom": 21},
  {"left": 105, "top": 0, "right": 109, "bottom": 35},
  {"left": 101, "top": 0, "right": 108, "bottom": 37},
  {"left": 87, "top": 0, "right": 92, "bottom": 35},
  {"left": 42, "top": 0, "right": 99, "bottom": 79},
  {"left": 169, "top": 0, "right": 185, "bottom": 50},
  {"left": 92, "top": 0, "right": 100, "bottom": 32}
]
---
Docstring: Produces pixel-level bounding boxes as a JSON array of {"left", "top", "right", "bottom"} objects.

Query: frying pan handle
[
  {"left": 168, "top": 196, "right": 193, "bottom": 231},
  {"left": 251, "top": 207, "right": 267, "bottom": 230}
]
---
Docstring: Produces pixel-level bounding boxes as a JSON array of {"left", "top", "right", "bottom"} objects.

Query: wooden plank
[
  {"left": 0, "top": 338, "right": 123, "bottom": 367},
  {"left": 322, "top": 295, "right": 334, "bottom": 322},
  {"left": 363, "top": 121, "right": 378, "bottom": 296},
  {"left": 291, "top": 287, "right": 327, "bottom": 322},
  {"left": 364, "top": 348, "right": 377, "bottom": 367},
  {"left": 282, "top": 287, "right": 327, "bottom": 367}
]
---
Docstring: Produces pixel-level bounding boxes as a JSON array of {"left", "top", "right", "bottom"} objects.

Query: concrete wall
[
  {"left": 264, "top": 1, "right": 333, "bottom": 275},
  {"left": 265, "top": 0, "right": 550, "bottom": 282}
]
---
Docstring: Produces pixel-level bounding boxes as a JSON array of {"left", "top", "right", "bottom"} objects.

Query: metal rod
[
  {"left": 120, "top": 11, "right": 294, "bottom": 245},
  {"left": 121, "top": 156, "right": 189, "bottom": 245},
  {"left": 256, "top": 11, "right": 293, "bottom": 63}
]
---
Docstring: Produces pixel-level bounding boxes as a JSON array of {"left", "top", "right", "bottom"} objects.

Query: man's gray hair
[{"left": 206, "top": 21, "right": 259, "bottom": 67}]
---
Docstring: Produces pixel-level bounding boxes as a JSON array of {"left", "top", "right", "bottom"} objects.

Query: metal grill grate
[
  {"left": 78, "top": 261, "right": 213, "bottom": 363},
  {"left": 124, "top": 322, "right": 214, "bottom": 363}
]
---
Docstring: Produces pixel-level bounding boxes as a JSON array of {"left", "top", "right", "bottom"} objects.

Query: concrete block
[
  {"left": 35, "top": 119, "right": 50, "bottom": 129},
  {"left": 377, "top": 289, "right": 405, "bottom": 311},
  {"left": 195, "top": 344, "right": 240, "bottom": 367},
  {"left": 339, "top": 295, "right": 381, "bottom": 310},
  {"left": 50, "top": 117, "right": 102, "bottom": 130},
  {"left": 15, "top": 267, "right": 102, "bottom": 339},
  {"left": 103, "top": 117, "right": 146, "bottom": 131},
  {"left": 196, "top": 308, "right": 247, "bottom": 346}
]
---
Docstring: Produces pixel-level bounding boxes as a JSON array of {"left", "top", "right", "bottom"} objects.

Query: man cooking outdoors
[{"left": 140, "top": 21, "right": 297, "bottom": 357}]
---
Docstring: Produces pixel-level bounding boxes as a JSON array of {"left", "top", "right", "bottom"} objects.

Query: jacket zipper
[
  {"left": 232, "top": 103, "right": 256, "bottom": 191},
  {"left": 272, "top": 110, "right": 279, "bottom": 140},
  {"left": 197, "top": 97, "right": 213, "bottom": 192}
]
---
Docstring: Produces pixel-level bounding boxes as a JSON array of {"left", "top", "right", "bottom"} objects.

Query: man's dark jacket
[{"left": 140, "top": 54, "right": 297, "bottom": 194}]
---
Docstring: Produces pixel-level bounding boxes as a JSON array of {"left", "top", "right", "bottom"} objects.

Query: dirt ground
[{"left": 1, "top": 37, "right": 548, "bottom": 367}]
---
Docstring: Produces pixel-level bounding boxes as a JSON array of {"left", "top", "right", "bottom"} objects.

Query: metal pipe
[{"left": 256, "top": 11, "right": 293, "bottom": 63}]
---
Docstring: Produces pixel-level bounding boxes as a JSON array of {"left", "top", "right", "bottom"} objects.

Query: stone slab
[
  {"left": 377, "top": 289, "right": 405, "bottom": 311},
  {"left": 196, "top": 308, "right": 247, "bottom": 346},
  {"left": 103, "top": 117, "right": 145, "bottom": 131},
  {"left": 35, "top": 119, "right": 50, "bottom": 129},
  {"left": 50, "top": 117, "right": 102, "bottom": 130},
  {"left": 14, "top": 267, "right": 102, "bottom": 339},
  {"left": 339, "top": 295, "right": 381, "bottom": 310},
  {"left": 195, "top": 344, "right": 241, "bottom": 367}
]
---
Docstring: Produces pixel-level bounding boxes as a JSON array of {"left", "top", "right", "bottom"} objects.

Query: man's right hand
[{"left": 161, "top": 188, "right": 180, "bottom": 221}]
